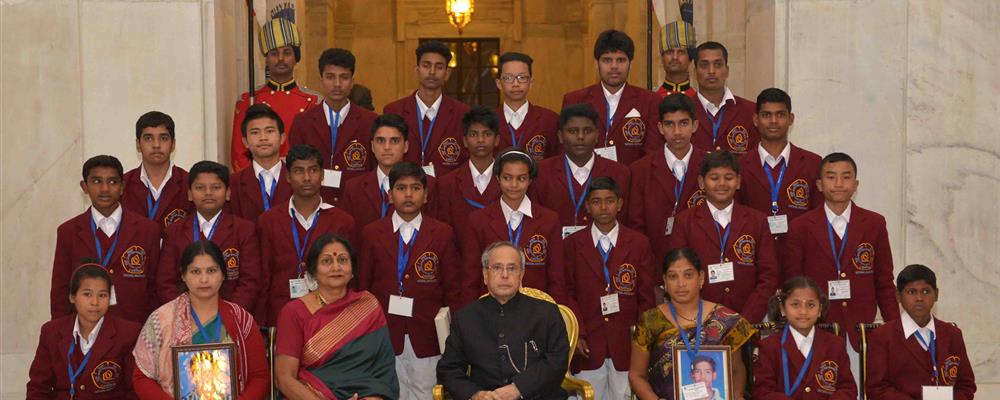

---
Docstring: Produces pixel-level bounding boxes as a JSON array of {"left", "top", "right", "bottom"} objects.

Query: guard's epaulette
[{"left": 298, "top": 85, "right": 322, "bottom": 98}]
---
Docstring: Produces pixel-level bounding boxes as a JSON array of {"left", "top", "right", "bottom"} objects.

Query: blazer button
[
  {"left": 840, "top": 272, "right": 847, "bottom": 278},
  {"left": 334, "top": 165, "right": 340, "bottom": 170},
  {"left": 716, "top": 146, "right": 722, "bottom": 150},
  {"left": 724, "top": 287, "right": 731, "bottom": 293},
  {"left": 404, "top": 274, "right": 410, "bottom": 279},
  {"left": 609, "top": 140, "right": 615, "bottom": 145},
  {"left": 499, "top": 333, "right": 505, "bottom": 338},
  {"left": 604, "top": 317, "right": 609, "bottom": 322},
  {"left": 805, "top": 387, "right": 811, "bottom": 393},
  {"left": 299, "top": 108, "right": 305, "bottom": 112},
  {"left": 80, "top": 385, "right": 85, "bottom": 390},
  {"left": 841, "top": 301, "right": 848, "bottom": 307},
  {"left": 270, "top": 90, "right": 275, "bottom": 95}
]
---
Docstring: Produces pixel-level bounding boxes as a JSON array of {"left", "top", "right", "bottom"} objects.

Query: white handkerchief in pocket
[{"left": 624, "top": 108, "right": 641, "bottom": 118}]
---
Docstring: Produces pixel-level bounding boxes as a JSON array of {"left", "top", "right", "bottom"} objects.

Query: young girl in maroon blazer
[
  {"left": 753, "top": 276, "right": 857, "bottom": 399},
  {"left": 28, "top": 262, "right": 142, "bottom": 399}
]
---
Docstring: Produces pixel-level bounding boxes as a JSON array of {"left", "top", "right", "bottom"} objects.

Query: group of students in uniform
[{"left": 25, "top": 14, "right": 976, "bottom": 400}]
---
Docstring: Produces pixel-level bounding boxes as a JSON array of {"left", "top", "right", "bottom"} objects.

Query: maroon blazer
[
  {"left": 383, "top": 92, "right": 471, "bottom": 176},
  {"left": 784, "top": 204, "right": 899, "bottom": 350},
  {"left": 27, "top": 315, "right": 141, "bottom": 400},
  {"left": 564, "top": 224, "right": 655, "bottom": 372},
  {"left": 495, "top": 103, "right": 561, "bottom": 160},
  {"left": 289, "top": 104, "right": 377, "bottom": 206},
  {"left": 433, "top": 162, "right": 501, "bottom": 227},
  {"left": 458, "top": 201, "right": 567, "bottom": 306},
  {"left": 339, "top": 170, "right": 439, "bottom": 232},
  {"left": 227, "top": 161, "right": 293, "bottom": 222},
  {"left": 752, "top": 329, "right": 858, "bottom": 400},
  {"left": 51, "top": 209, "right": 161, "bottom": 323},
  {"left": 357, "top": 215, "right": 461, "bottom": 358},
  {"left": 866, "top": 318, "right": 976, "bottom": 399},
  {"left": 561, "top": 84, "right": 663, "bottom": 165},
  {"left": 736, "top": 144, "right": 823, "bottom": 219},
  {"left": 666, "top": 203, "right": 779, "bottom": 322},
  {"left": 692, "top": 95, "right": 759, "bottom": 156},
  {"left": 157, "top": 212, "right": 261, "bottom": 311},
  {"left": 121, "top": 165, "right": 194, "bottom": 230},
  {"left": 529, "top": 154, "right": 632, "bottom": 227},
  {"left": 626, "top": 148, "right": 707, "bottom": 261},
  {"left": 256, "top": 200, "right": 357, "bottom": 325}
]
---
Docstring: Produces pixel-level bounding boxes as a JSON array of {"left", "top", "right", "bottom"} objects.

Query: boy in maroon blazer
[
  {"left": 435, "top": 106, "right": 502, "bottom": 226},
  {"left": 866, "top": 264, "right": 976, "bottom": 399},
  {"left": 784, "top": 152, "right": 899, "bottom": 351},
  {"left": 341, "top": 113, "right": 439, "bottom": 231},
  {"left": 383, "top": 41, "right": 471, "bottom": 177},
  {"left": 530, "top": 103, "right": 631, "bottom": 234},
  {"left": 458, "top": 149, "right": 567, "bottom": 306},
  {"left": 357, "top": 161, "right": 461, "bottom": 399},
  {"left": 121, "top": 111, "right": 194, "bottom": 230},
  {"left": 289, "top": 48, "right": 377, "bottom": 206},
  {"left": 561, "top": 30, "right": 663, "bottom": 166},
  {"left": 494, "top": 52, "right": 560, "bottom": 160},
  {"left": 666, "top": 150, "right": 779, "bottom": 322},
  {"left": 564, "top": 177, "right": 655, "bottom": 400},
  {"left": 52, "top": 155, "right": 161, "bottom": 323},
  {"left": 158, "top": 161, "right": 261, "bottom": 311},
  {"left": 256, "top": 144, "right": 357, "bottom": 325},
  {"left": 229, "top": 103, "right": 294, "bottom": 222},
  {"left": 628, "top": 94, "right": 707, "bottom": 261},
  {"left": 691, "top": 42, "right": 759, "bottom": 155}
]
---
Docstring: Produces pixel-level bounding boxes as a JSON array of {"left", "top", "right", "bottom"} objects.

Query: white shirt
[
  {"left": 566, "top": 154, "right": 595, "bottom": 186},
  {"left": 590, "top": 222, "right": 620, "bottom": 252},
  {"left": 90, "top": 204, "right": 123, "bottom": 237},
  {"left": 288, "top": 197, "right": 334, "bottom": 230},
  {"left": 601, "top": 82, "right": 624, "bottom": 127},
  {"left": 824, "top": 202, "right": 853, "bottom": 239},
  {"left": 73, "top": 316, "right": 105, "bottom": 355},
  {"left": 697, "top": 86, "right": 736, "bottom": 117},
  {"left": 664, "top": 145, "right": 693, "bottom": 182},
  {"left": 252, "top": 160, "right": 283, "bottom": 196},
  {"left": 416, "top": 93, "right": 443, "bottom": 120},
  {"left": 901, "top": 311, "right": 937, "bottom": 351},
  {"left": 322, "top": 100, "right": 351, "bottom": 128},
  {"left": 500, "top": 196, "right": 534, "bottom": 230},
  {"left": 503, "top": 101, "right": 530, "bottom": 130},
  {"left": 392, "top": 212, "right": 423, "bottom": 244},
  {"left": 139, "top": 163, "right": 174, "bottom": 200},
  {"left": 708, "top": 201, "right": 734, "bottom": 228},
  {"left": 758, "top": 143, "right": 791, "bottom": 168},
  {"left": 790, "top": 326, "right": 815, "bottom": 358},
  {"left": 377, "top": 167, "right": 390, "bottom": 193},
  {"left": 469, "top": 160, "right": 494, "bottom": 195},
  {"left": 196, "top": 211, "right": 222, "bottom": 238}
]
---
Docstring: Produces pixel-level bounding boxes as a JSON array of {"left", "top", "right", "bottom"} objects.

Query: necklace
[
  {"left": 670, "top": 303, "right": 699, "bottom": 322},
  {"left": 315, "top": 291, "right": 328, "bottom": 306}
]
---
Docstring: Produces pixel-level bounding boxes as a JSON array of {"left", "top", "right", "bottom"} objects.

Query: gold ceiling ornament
[{"left": 446, "top": 0, "right": 474, "bottom": 34}]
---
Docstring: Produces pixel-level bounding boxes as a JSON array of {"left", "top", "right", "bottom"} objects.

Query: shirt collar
[
  {"left": 707, "top": 201, "right": 734, "bottom": 218},
  {"left": 500, "top": 196, "right": 533, "bottom": 222},
  {"left": 392, "top": 212, "right": 423, "bottom": 232},
  {"left": 901, "top": 311, "right": 937, "bottom": 340},
  {"left": 758, "top": 143, "right": 792, "bottom": 168},
  {"left": 601, "top": 82, "right": 625, "bottom": 103},
  {"left": 322, "top": 100, "right": 351, "bottom": 127},
  {"left": 824, "top": 202, "right": 853, "bottom": 224},
  {"left": 590, "top": 222, "right": 620, "bottom": 248},
  {"left": 73, "top": 315, "right": 105, "bottom": 354},
  {"left": 566, "top": 154, "right": 595, "bottom": 176},
  {"left": 696, "top": 86, "right": 736, "bottom": 115},
  {"left": 139, "top": 163, "right": 174, "bottom": 198},
  {"left": 415, "top": 93, "right": 443, "bottom": 119},
  {"left": 288, "top": 196, "right": 334, "bottom": 228},
  {"left": 90, "top": 204, "right": 123, "bottom": 227},
  {"left": 376, "top": 167, "right": 390, "bottom": 192},
  {"left": 266, "top": 78, "right": 297, "bottom": 91},
  {"left": 252, "top": 160, "right": 283, "bottom": 181},
  {"left": 789, "top": 326, "right": 815, "bottom": 354},
  {"left": 469, "top": 160, "right": 495, "bottom": 179},
  {"left": 197, "top": 211, "right": 222, "bottom": 231},
  {"left": 664, "top": 145, "right": 693, "bottom": 170},
  {"left": 503, "top": 101, "right": 529, "bottom": 122}
]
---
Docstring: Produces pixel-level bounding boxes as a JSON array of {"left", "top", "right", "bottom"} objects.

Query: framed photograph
[
  {"left": 672, "top": 345, "right": 734, "bottom": 400},
  {"left": 172, "top": 343, "right": 238, "bottom": 400}
]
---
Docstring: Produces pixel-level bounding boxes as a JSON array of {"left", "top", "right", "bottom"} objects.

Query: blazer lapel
[
  {"left": 87, "top": 317, "right": 117, "bottom": 363},
  {"left": 781, "top": 334, "right": 808, "bottom": 379},
  {"left": 808, "top": 213, "right": 836, "bottom": 264},
  {"left": 240, "top": 169, "right": 265, "bottom": 212},
  {"left": 694, "top": 205, "right": 722, "bottom": 251},
  {"left": 488, "top": 205, "right": 511, "bottom": 243},
  {"left": 210, "top": 213, "right": 234, "bottom": 245},
  {"left": 743, "top": 149, "right": 768, "bottom": 189},
  {"left": 900, "top": 325, "right": 936, "bottom": 375}
]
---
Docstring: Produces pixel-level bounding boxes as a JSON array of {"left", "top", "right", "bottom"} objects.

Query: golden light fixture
[{"left": 446, "top": 0, "right": 474, "bottom": 34}]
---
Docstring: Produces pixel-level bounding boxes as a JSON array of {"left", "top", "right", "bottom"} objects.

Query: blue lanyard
[
  {"left": 290, "top": 209, "right": 319, "bottom": 277},
  {"left": 192, "top": 214, "right": 221, "bottom": 241},
  {"left": 396, "top": 229, "right": 420, "bottom": 294},
  {"left": 671, "top": 168, "right": 687, "bottom": 215},
  {"left": 713, "top": 220, "right": 732, "bottom": 263},
  {"left": 825, "top": 220, "right": 849, "bottom": 275},
  {"left": 706, "top": 106, "right": 726, "bottom": 147},
  {"left": 603, "top": 100, "right": 613, "bottom": 147},
  {"left": 668, "top": 300, "right": 704, "bottom": 360},
  {"left": 763, "top": 160, "right": 788, "bottom": 215},
  {"left": 88, "top": 212, "right": 122, "bottom": 269},
  {"left": 563, "top": 157, "right": 591, "bottom": 223},
  {"left": 67, "top": 336, "right": 93, "bottom": 400},
  {"left": 781, "top": 325, "right": 815, "bottom": 396},
  {"left": 507, "top": 123, "right": 522, "bottom": 148},
  {"left": 914, "top": 330, "right": 939, "bottom": 382},
  {"left": 377, "top": 184, "right": 390, "bottom": 218},
  {"left": 597, "top": 239, "right": 613, "bottom": 292},
  {"left": 464, "top": 197, "right": 486, "bottom": 209},
  {"left": 145, "top": 189, "right": 163, "bottom": 220},
  {"left": 190, "top": 304, "right": 222, "bottom": 343},
  {"left": 507, "top": 219, "right": 524, "bottom": 245},
  {"left": 258, "top": 172, "right": 278, "bottom": 211},
  {"left": 416, "top": 101, "right": 439, "bottom": 164},
  {"left": 328, "top": 106, "right": 341, "bottom": 167}
]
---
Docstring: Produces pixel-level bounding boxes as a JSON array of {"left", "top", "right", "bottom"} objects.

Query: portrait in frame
[
  {"left": 672, "top": 345, "right": 733, "bottom": 400},
  {"left": 172, "top": 342, "right": 238, "bottom": 400}
]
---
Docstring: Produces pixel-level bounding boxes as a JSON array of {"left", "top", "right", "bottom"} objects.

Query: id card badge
[
  {"left": 767, "top": 214, "right": 789, "bottom": 234},
  {"left": 922, "top": 386, "right": 953, "bottom": 400},
  {"left": 828, "top": 279, "right": 852, "bottom": 300},
  {"left": 600, "top": 293, "right": 620, "bottom": 315},
  {"left": 109, "top": 286, "right": 118, "bottom": 306},
  {"left": 322, "top": 169, "right": 343, "bottom": 188},
  {"left": 680, "top": 382, "right": 710, "bottom": 399},
  {"left": 561, "top": 225, "right": 585, "bottom": 239},
  {"left": 289, "top": 278, "right": 309, "bottom": 299},
  {"left": 388, "top": 295, "right": 414, "bottom": 317},
  {"left": 422, "top": 164, "right": 436, "bottom": 177},
  {"left": 594, "top": 146, "right": 618, "bottom": 162},
  {"left": 665, "top": 216, "right": 675, "bottom": 235},
  {"left": 707, "top": 262, "right": 735, "bottom": 284}
]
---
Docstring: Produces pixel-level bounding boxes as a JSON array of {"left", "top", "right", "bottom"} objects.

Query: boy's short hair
[
  {"left": 389, "top": 161, "right": 427, "bottom": 188},
  {"left": 559, "top": 103, "right": 600, "bottom": 131},
  {"left": 818, "top": 152, "right": 858, "bottom": 177},
  {"left": 241, "top": 103, "right": 285, "bottom": 137},
  {"left": 135, "top": 111, "right": 175, "bottom": 140},
  {"left": 493, "top": 147, "right": 538, "bottom": 179},
  {"left": 586, "top": 176, "right": 621, "bottom": 199},
  {"left": 371, "top": 113, "right": 409, "bottom": 141},
  {"left": 81, "top": 155, "right": 124, "bottom": 181},
  {"left": 498, "top": 52, "right": 534, "bottom": 75},
  {"left": 690, "top": 355, "right": 716, "bottom": 372},
  {"left": 695, "top": 41, "right": 729, "bottom": 65},
  {"left": 896, "top": 264, "right": 938, "bottom": 291},
  {"left": 349, "top": 84, "right": 375, "bottom": 111},
  {"left": 659, "top": 93, "right": 697, "bottom": 121},
  {"left": 416, "top": 41, "right": 452, "bottom": 64},
  {"left": 699, "top": 150, "right": 740, "bottom": 177},
  {"left": 188, "top": 160, "right": 230, "bottom": 188},
  {"left": 462, "top": 106, "right": 500, "bottom": 136},
  {"left": 318, "top": 48, "right": 356, "bottom": 75},
  {"left": 593, "top": 29, "right": 635, "bottom": 60},
  {"left": 285, "top": 144, "right": 324, "bottom": 172},
  {"left": 756, "top": 88, "right": 792, "bottom": 113}
]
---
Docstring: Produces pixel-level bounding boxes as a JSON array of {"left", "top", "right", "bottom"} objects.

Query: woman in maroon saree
[{"left": 275, "top": 233, "right": 398, "bottom": 400}]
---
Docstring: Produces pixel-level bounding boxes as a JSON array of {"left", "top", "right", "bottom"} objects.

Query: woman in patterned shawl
[{"left": 629, "top": 247, "right": 756, "bottom": 400}]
